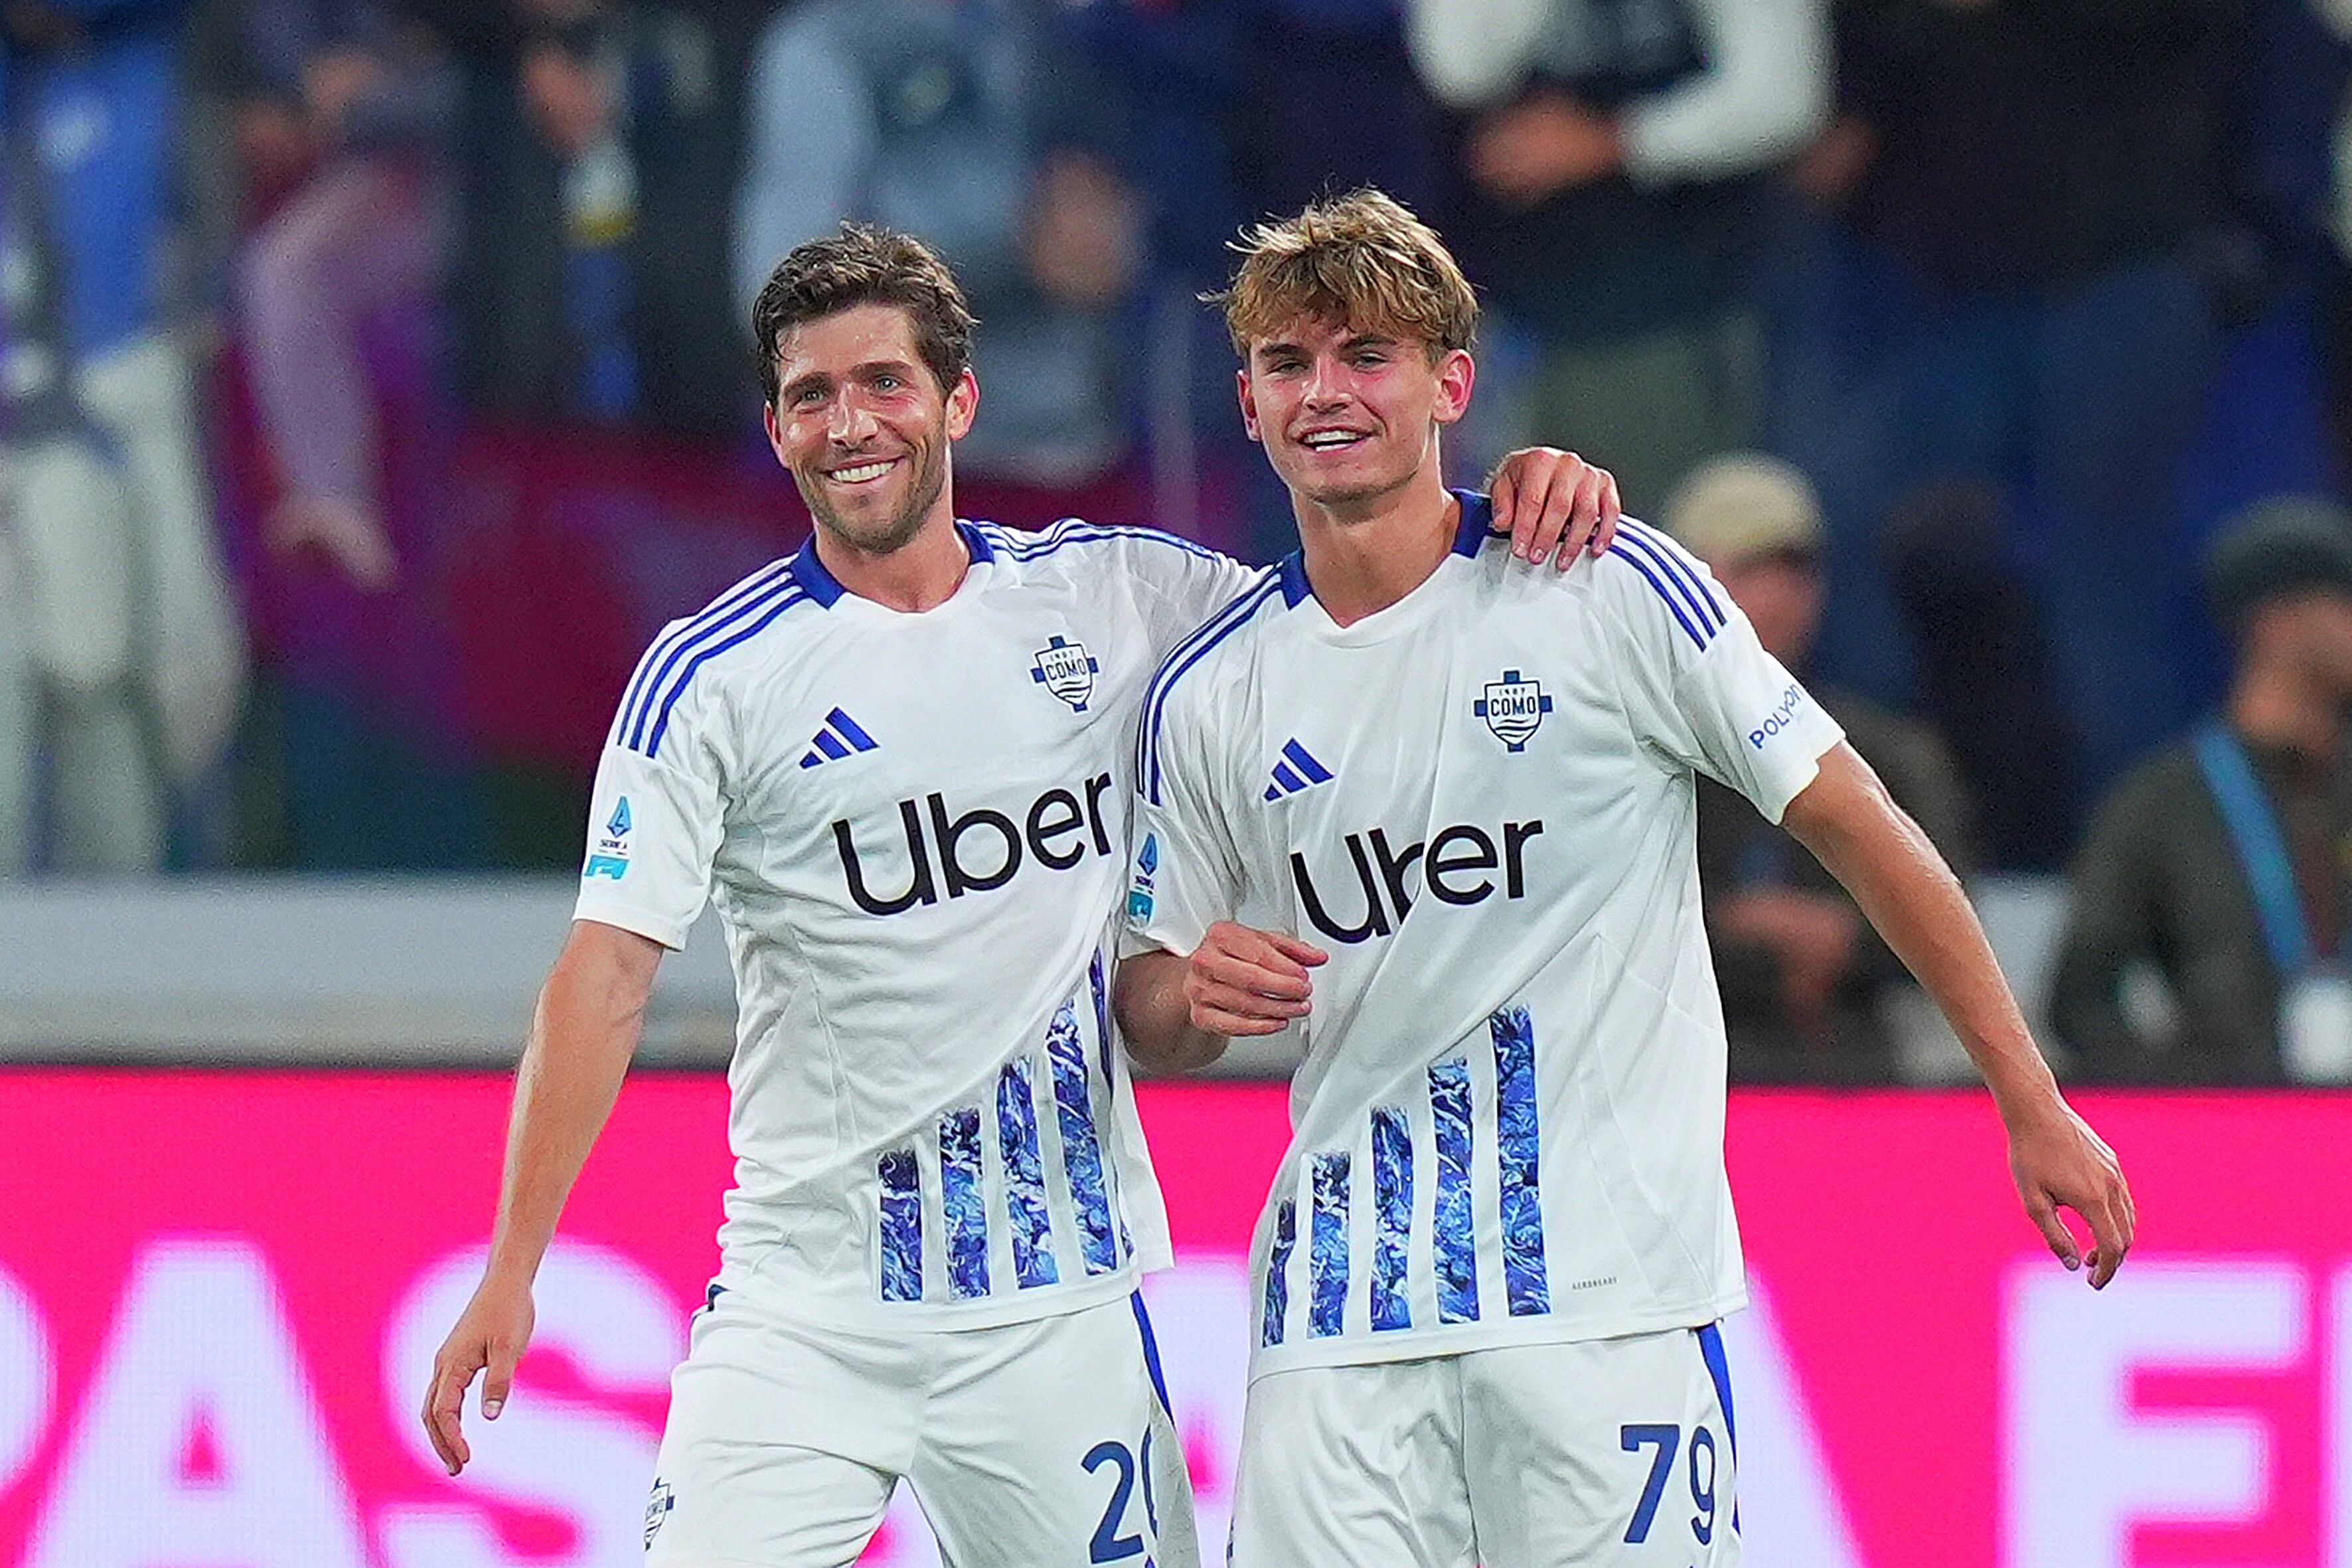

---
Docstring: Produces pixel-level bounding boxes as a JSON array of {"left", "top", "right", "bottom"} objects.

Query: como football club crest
[
  {"left": 1030, "top": 634, "right": 1099, "bottom": 712},
  {"left": 1474, "top": 669, "right": 1553, "bottom": 753}
]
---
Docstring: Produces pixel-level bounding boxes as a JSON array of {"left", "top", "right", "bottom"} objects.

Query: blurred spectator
[
  {"left": 735, "top": 0, "right": 1146, "bottom": 507},
  {"left": 1668, "top": 455, "right": 1970, "bottom": 1081},
  {"left": 1406, "top": 0, "right": 1830, "bottom": 516},
  {"left": 451, "top": 0, "right": 756, "bottom": 435},
  {"left": 0, "top": 0, "right": 246, "bottom": 874},
  {"left": 2053, "top": 497, "right": 2352, "bottom": 1083},
  {"left": 1773, "top": 0, "right": 2245, "bottom": 796},
  {"left": 236, "top": 0, "right": 456, "bottom": 592}
]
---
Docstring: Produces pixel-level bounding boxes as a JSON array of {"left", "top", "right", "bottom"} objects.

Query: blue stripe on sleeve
[
  {"left": 1138, "top": 572, "right": 1283, "bottom": 804},
  {"left": 613, "top": 562, "right": 793, "bottom": 745},
  {"left": 641, "top": 589, "right": 808, "bottom": 757},
  {"left": 1622, "top": 519, "right": 1727, "bottom": 621},
  {"left": 1611, "top": 527, "right": 1720, "bottom": 639},
  {"left": 1605, "top": 546, "right": 1708, "bottom": 651}
]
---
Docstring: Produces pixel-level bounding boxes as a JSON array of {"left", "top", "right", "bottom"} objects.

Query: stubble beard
[{"left": 801, "top": 438, "right": 950, "bottom": 558}]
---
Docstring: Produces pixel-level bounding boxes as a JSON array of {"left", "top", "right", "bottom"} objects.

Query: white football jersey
[
  {"left": 1128, "top": 495, "right": 1845, "bottom": 1376},
  {"left": 577, "top": 519, "right": 1257, "bottom": 1330}
]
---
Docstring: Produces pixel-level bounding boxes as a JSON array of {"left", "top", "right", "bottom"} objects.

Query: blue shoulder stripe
[
  {"left": 980, "top": 518, "right": 1227, "bottom": 565},
  {"left": 1619, "top": 518, "right": 1727, "bottom": 623},
  {"left": 615, "top": 560, "right": 795, "bottom": 749},
  {"left": 1610, "top": 528, "right": 1719, "bottom": 641},
  {"left": 1605, "top": 544, "right": 1709, "bottom": 651},
  {"left": 625, "top": 584, "right": 808, "bottom": 759},
  {"left": 624, "top": 574, "right": 805, "bottom": 753},
  {"left": 1137, "top": 570, "right": 1285, "bottom": 805}
]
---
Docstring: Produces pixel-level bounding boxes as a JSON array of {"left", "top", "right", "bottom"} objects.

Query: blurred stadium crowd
[{"left": 3, "top": 0, "right": 2352, "bottom": 1086}]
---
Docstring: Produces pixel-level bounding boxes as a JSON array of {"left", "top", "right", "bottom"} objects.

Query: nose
[
  {"left": 1300, "top": 358, "right": 1348, "bottom": 411},
  {"left": 828, "top": 392, "right": 880, "bottom": 446}
]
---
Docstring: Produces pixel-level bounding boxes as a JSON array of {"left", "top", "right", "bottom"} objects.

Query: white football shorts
[
  {"left": 1227, "top": 1324, "right": 1739, "bottom": 1568},
  {"left": 645, "top": 1287, "right": 1197, "bottom": 1567}
]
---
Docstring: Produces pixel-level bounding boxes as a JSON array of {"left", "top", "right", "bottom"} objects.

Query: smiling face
[
  {"left": 1238, "top": 317, "right": 1473, "bottom": 518},
  {"left": 763, "top": 303, "right": 977, "bottom": 557}
]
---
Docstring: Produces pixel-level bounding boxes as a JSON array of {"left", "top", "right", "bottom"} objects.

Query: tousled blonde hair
[{"left": 1212, "top": 189, "right": 1478, "bottom": 358}]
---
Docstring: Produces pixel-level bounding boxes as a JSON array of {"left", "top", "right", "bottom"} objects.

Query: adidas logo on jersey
[
  {"left": 799, "top": 707, "right": 879, "bottom": 769},
  {"left": 1263, "top": 738, "right": 1336, "bottom": 801}
]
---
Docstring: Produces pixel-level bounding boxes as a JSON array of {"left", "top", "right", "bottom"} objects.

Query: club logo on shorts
[
  {"left": 1031, "top": 635, "right": 1099, "bottom": 712},
  {"left": 645, "top": 1478, "right": 674, "bottom": 1546},
  {"left": 585, "top": 795, "right": 633, "bottom": 880},
  {"left": 1474, "top": 670, "right": 1553, "bottom": 753}
]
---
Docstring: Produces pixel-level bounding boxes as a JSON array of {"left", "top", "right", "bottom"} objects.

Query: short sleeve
[
  {"left": 1124, "top": 686, "right": 1247, "bottom": 959},
  {"left": 1599, "top": 523, "right": 1845, "bottom": 823},
  {"left": 574, "top": 653, "right": 728, "bottom": 949}
]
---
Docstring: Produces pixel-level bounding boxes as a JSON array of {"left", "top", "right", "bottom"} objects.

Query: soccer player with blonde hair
[{"left": 1118, "top": 189, "right": 2133, "bottom": 1565}]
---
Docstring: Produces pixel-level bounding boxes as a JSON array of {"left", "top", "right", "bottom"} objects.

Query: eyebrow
[
  {"left": 1253, "top": 332, "right": 1401, "bottom": 362},
  {"left": 778, "top": 359, "right": 920, "bottom": 400}
]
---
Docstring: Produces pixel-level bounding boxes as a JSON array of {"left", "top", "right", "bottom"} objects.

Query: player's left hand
[
  {"left": 2005, "top": 1094, "right": 2135, "bottom": 1289},
  {"left": 1488, "top": 447, "right": 1621, "bottom": 569}
]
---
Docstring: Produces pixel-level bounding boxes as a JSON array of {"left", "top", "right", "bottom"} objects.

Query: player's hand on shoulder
[
  {"left": 421, "top": 1275, "right": 536, "bottom": 1476},
  {"left": 2005, "top": 1093, "right": 2135, "bottom": 1290},
  {"left": 1488, "top": 447, "right": 1622, "bottom": 569},
  {"left": 1186, "top": 921, "right": 1328, "bottom": 1038}
]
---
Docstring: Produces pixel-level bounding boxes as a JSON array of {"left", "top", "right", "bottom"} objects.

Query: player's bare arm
[
  {"left": 1115, "top": 923, "right": 1328, "bottom": 1074},
  {"left": 1488, "top": 446, "right": 1621, "bottom": 566},
  {"left": 1780, "top": 742, "right": 2136, "bottom": 1288},
  {"left": 421, "top": 918, "right": 665, "bottom": 1474}
]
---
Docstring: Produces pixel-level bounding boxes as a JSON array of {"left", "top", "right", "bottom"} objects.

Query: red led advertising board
[{"left": 0, "top": 1073, "right": 2344, "bottom": 1567}]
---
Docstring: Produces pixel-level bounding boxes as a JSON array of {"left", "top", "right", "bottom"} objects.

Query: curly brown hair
[
  {"left": 1210, "top": 188, "right": 1478, "bottom": 360},
  {"left": 749, "top": 224, "right": 979, "bottom": 406}
]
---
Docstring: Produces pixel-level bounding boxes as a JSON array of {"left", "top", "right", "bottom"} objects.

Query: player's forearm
[
  {"left": 483, "top": 923, "right": 661, "bottom": 1285},
  {"left": 1784, "top": 745, "right": 2061, "bottom": 1119},
  {"left": 1111, "top": 949, "right": 1231, "bottom": 1075}
]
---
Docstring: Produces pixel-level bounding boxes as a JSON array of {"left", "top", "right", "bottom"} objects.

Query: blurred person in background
[
  {"left": 1774, "top": 0, "right": 2244, "bottom": 797},
  {"left": 0, "top": 0, "right": 244, "bottom": 874},
  {"left": 453, "top": 0, "right": 755, "bottom": 435},
  {"left": 2053, "top": 497, "right": 2352, "bottom": 1084},
  {"left": 234, "top": 0, "right": 456, "bottom": 592},
  {"left": 1405, "top": 0, "right": 1831, "bottom": 516},
  {"left": 1668, "top": 454, "right": 1970, "bottom": 1082},
  {"left": 734, "top": 0, "right": 1150, "bottom": 528}
]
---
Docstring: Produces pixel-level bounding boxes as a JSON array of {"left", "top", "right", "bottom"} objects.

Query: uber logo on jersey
[
  {"left": 584, "top": 796, "right": 632, "bottom": 880},
  {"left": 1290, "top": 819, "right": 1544, "bottom": 943},
  {"left": 1030, "top": 635, "right": 1099, "bottom": 712},
  {"left": 834, "top": 773, "right": 1120, "bottom": 915},
  {"left": 1474, "top": 668, "right": 1552, "bottom": 753}
]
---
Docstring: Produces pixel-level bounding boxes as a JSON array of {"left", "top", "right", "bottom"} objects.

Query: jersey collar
[
  {"left": 787, "top": 520, "right": 996, "bottom": 610},
  {"left": 1277, "top": 489, "right": 1494, "bottom": 608}
]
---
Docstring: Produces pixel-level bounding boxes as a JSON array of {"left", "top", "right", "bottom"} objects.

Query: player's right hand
[
  {"left": 422, "top": 1276, "right": 535, "bottom": 1476},
  {"left": 1186, "top": 921, "right": 1327, "bottom": 1037}
]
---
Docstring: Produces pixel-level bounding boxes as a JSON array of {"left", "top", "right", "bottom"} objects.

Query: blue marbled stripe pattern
[
  {"left": 1263, "top": 1198, "right": 1295, "bottom": 1348},
  {"left": 1309, "top": 1152, "right": 1351, "bottom": 1338},
  {"left": 878, "top": 1148, "right": 923, "bottom": 1302},
  {"left": 938, "top": 1107, "right": 990, "bottom": 1299},
  {"left": 1489, "top": 1007, "right": 1550, "bottom": 1316},
  {"left": 1085, "top": 951, "right": 1135, "bottom": 1258},
  {"left": 1046, "top": 1000, "right": 1121, "bottom": 1275},
  {"left": 1429, "top": 1057, "right": 1481, "bottom": 1324},
  {"left": 1370, "top": 1106, "right": 1413, "bottom": 1331},
  {"left": 996, "top": 1055, "right": 1059, "bottom": 1290}
]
